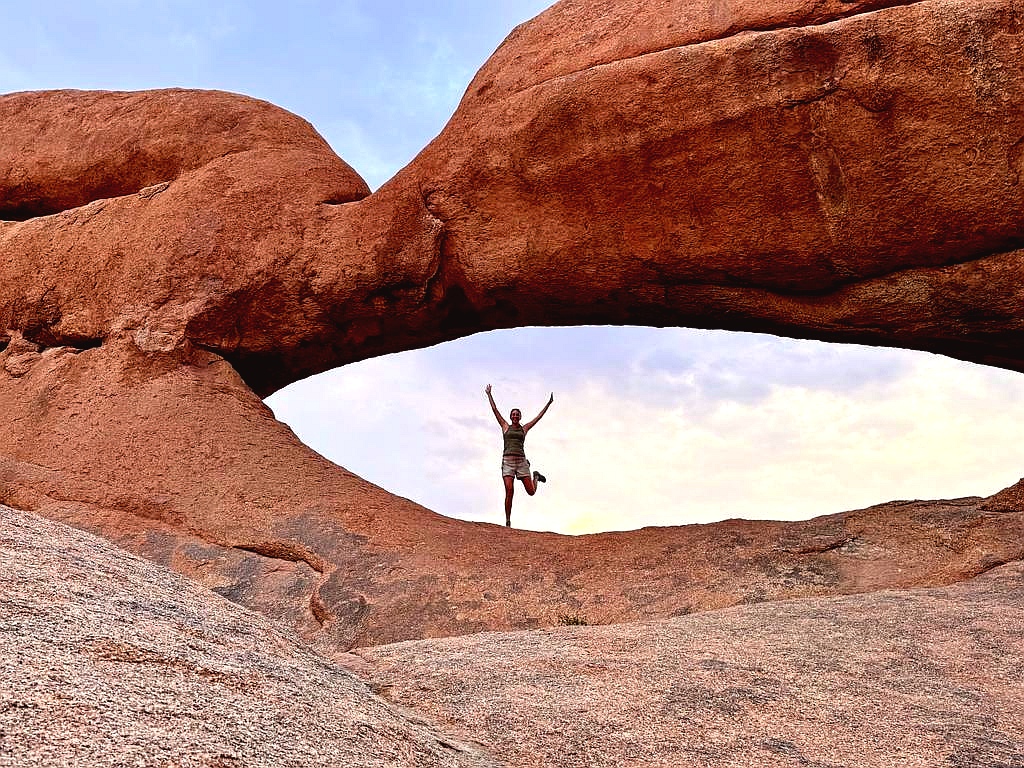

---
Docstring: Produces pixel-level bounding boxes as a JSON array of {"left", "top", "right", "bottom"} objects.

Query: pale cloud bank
[{"left": 268, "top": 328, "right": 1024, "bottom": 535}]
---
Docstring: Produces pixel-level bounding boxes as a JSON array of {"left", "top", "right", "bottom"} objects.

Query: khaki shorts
[{"left": 501, "top": 455, "right": 531, "bottom": 479}]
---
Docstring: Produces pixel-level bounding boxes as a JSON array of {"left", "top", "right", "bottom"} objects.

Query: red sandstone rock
[
  {"left": 0, "top": 89, "right": 368, "bottom": 222},
  {"left": 1, "top": 0, "right": 1023, "bottom": 650},
  {"left": 411, "top": 0, "right": 1024, "bottom": 376},
  {"left": 2, "top": 0, "right": 1023, "bottom": 394}
]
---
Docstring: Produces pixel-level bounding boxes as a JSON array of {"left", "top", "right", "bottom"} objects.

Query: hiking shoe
[{"left": 533, "top": 470, "right": 546, "bottom": 484}]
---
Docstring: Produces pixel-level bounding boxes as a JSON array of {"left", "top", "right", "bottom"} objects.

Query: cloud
[
  {"left": 268, "top": 328, "right": 1024, "bottom": 535},
  {"left": 318, "top": 117, "right": 398, "bottom": 190},
  {"left": 0, "top": 56, "right": 32, "bottom": 94}
]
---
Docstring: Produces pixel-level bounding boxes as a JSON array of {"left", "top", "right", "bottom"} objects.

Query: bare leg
[
  {"left": 503, "top": 475, "right": 514, "bottom": 527},
  {"left": 521, "top": 474, "right": 537, "bottom": 496}
]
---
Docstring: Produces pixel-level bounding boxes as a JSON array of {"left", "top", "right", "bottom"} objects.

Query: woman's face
[{"left": 510, "top": 409, "right": 522, "bottom": 424}]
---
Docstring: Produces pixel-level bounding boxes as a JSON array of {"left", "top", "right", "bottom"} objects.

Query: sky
[{"left": 5, "top": 2, "right": 1024, "bottom": 534}]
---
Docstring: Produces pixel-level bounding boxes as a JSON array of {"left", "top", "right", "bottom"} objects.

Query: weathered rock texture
[
  {"left": 2, "top": 0, "right": 1024, "bottom": 649},
  {"left": 4, "top": 1, "right": 1024, "bottom": 390},
  {"left": 0, "top": 504, "right": 495, "bottom": 767},
  {"left": 5, "top": 503, "right": 1023, "bottom": 767},
  {"left": 352, "top": 559, "right": 1024, "bottom": 768}
]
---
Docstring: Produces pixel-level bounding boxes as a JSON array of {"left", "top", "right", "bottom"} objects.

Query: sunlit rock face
[{"left": 1, "top": 0, "right": 1023, "bottom": 649}]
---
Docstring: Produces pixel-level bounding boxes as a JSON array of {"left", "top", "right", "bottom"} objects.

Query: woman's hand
[
  {"left": 524, "top": 392, "right": 554, "bottom": 431},
  {"left": 485, "top": 384, "right": 506, "bottom": 427}
]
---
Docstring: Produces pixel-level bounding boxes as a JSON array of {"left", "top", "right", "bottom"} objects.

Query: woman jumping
[{"left": 485, "top": 384, "right": 554, "bottom": 528}]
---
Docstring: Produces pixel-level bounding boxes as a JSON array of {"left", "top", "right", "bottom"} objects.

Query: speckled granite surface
[
  {"left": 0, "top": 505, "right": 495, "bottom": 768},
  {"left": 352, "top": 561, "right": 1024, "bottom": 767}
]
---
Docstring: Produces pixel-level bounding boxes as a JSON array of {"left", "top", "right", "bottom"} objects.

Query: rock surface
[
  {"left": 0, "top": 505, "right": 495, "bottom": 768},
  {"left": 5, "top": 502, "right": 1022, "bottom": 767},
  {"left": 3, "top": 1, "right": 1023, "bottom": 392},
  {"left": 352, "top": 561, "right": 1024, "bottom": 767},
  {"left": 5, "top": 361, "right": 1022, "bottom": 652},
  {"left": 1, "top": 0, "right": 1023, "bottom": 650}
]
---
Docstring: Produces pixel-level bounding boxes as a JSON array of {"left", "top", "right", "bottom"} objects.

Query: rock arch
[{"left": 1, "top": 0, "right": 1022, "bottom": 649}]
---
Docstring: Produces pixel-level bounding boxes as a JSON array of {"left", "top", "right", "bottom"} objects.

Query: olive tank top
[{"left": 503, "top": 424, "right": 526, "bottom": 456}]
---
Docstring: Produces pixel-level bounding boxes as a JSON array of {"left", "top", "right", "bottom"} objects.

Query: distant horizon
[{"left": 5, "top": 2, "right": 1024, "bottom": 534}]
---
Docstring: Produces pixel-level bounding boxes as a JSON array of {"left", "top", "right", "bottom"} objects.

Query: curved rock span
[{"left": 1, "top": 0, "right": 1023, "bottom": 649}]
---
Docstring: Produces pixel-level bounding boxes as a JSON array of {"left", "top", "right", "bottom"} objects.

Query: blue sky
[
  {"left": 0, "top": 1, "right": 551, "bottom": 188},
  {"left": 6, "top": 2, "right": 1024, "bottom": 533}
]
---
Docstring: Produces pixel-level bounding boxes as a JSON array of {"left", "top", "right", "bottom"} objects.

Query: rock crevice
[{"left": 508, "top": 0, "right": 933, "bottom": 99}]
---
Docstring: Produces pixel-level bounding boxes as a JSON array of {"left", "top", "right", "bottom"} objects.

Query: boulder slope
[
  {"left": 4, "top": 503, "right": 1022, "bottom": 767},
  {"left": 0, "top": 505, "right": 495, "bottom": 768},
  {"left": 351, "top": 561, "right": 1024, "bottom": 767}
]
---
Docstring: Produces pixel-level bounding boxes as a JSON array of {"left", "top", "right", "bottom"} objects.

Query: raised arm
[
  {"left": 485, "top": 384, "right": 508, "bottom": 430},
  {"left": 523, "top": 393, "right": 554, "bottom": 432}
]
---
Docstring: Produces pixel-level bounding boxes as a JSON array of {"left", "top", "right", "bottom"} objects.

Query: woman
[{"left": 485, "top": 384, "right": 554, "bottom": 527}]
